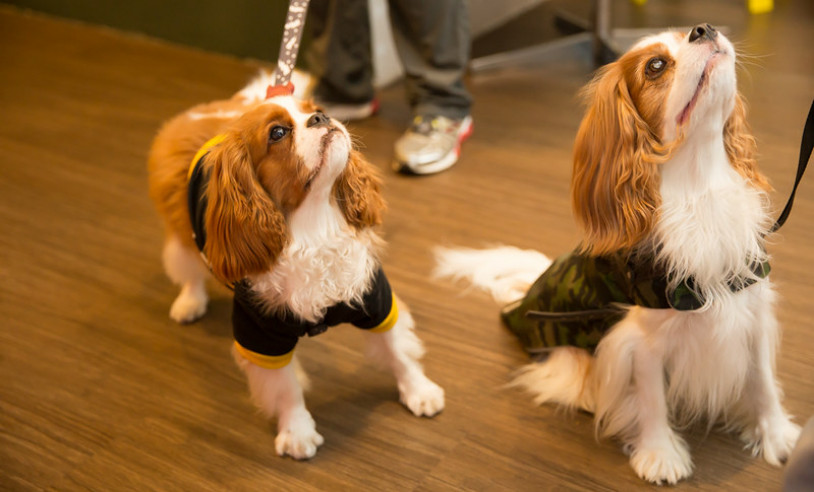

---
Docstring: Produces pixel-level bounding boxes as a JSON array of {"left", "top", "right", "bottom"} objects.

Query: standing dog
[
  {"left": 436, "top": 25, "right": 800, "bottom": 484},
  {"left": 148, "top": 72, "right": 444, "bottom": 460}
]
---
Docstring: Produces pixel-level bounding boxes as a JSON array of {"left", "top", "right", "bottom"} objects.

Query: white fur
[
  {"left": 248, "top": 190, "right": 381, "bottom": 323},
  {"left": 237, "top": 69, "right": 314, "bottom": 103},
  {"left": 232, "top": 351, "right": 323, "bottom": 459},
  {"left": 365, "top": 304, "right": 445, "bottom": 417},
  {"left": 435, "top": 29, "right": 799, "bottom": 484},
  {"left": 187, "top": 109, "right": 244, "bottom": 121},
  {"left": 240, "top": 170, "right": 444, "bottom": 458},
  {"left": 162, "top": 82, "right": 443, "bottom": 460},
  {"left": 232, "top": 298, "right": 445, "bottom": 459},
  {"left": 163, "top": 235, "right": 208, "bottom": 323},
  {"left": 433, "top": 246, "right": 551, "bottom": 304}
]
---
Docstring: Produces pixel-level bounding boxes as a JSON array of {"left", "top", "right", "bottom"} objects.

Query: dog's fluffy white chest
[
  {"left": 649, "top": 280, "right": 775, "bottom": 420},
  {"left": 644, "top": 155, "right": 775, "bottom": 420},
  {"left": 248, "top": 195, "right": 381, "bottom": 323}
]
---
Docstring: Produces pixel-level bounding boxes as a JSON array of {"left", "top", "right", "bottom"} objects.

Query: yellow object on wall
[
  {"left": 631, "top": 0, "right": 773, "bottom": 14},
  {"left": 748, "top": 0, "right": 774, "bottom": 14}
]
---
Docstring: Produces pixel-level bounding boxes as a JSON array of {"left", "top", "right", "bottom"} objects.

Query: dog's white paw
[
  {"left": 169, "top": 290, "right": 207, "bottom": 324},
  {"left": 275, "top": 412, "right": 324, "bottom": 460},
  {"left": 399, "top": 376, "right": 445, "bottom": 417},
  {"left": 742, "top": 416, "right": 801, "bottom": 466},
  {"left": 629, "top": 434, "right": 694, "bottom": 485}
]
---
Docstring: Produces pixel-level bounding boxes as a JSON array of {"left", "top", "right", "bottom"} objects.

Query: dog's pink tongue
[{"left": 266, "top": 83, "right": 295, "bottom": 99}]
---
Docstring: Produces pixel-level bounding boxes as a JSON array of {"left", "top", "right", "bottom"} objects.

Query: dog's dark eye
[
  {"left": 645, "top": 57, "right": 667, "bottom": 77},
  {"left": 269, "top": 125, "right": 290, "bottom": 143}
]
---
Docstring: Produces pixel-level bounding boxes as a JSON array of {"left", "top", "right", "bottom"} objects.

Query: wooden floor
[{"left": 1, "top": 2, "right": 813, "bottom": 490}]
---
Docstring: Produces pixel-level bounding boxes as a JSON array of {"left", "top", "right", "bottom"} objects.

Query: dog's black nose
[
  {"left": 307, "top": 111, "right": 331, "bottom": 128},
  {"left": 689, "top": 24, "right": 718, "bottom": 43}
]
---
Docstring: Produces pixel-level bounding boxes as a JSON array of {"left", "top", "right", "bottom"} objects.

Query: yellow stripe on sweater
[
  {"left": 368, "top": 294, "right": 399, "bottom": 333},
  {"left": 233, "top": 341, "right": 294, "bottom": 369}
]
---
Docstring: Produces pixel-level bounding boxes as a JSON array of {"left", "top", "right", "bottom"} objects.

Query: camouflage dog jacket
[{"left": 500, "top": 249, "right": 770, "bottom": 353}]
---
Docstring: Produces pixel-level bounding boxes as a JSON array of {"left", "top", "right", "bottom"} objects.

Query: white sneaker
[
  {"left": 316, "top": 99, "right": 379, "bottom": 122},
  {"left": 393, "top": 115, "right": 473, "bottom": 175}
]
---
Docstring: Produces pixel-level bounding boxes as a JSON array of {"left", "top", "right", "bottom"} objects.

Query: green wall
[{"left": 3, "top": 0, "right": 292, "bottom": 61}]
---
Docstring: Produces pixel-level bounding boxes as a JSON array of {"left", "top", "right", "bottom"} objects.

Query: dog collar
[
  {"left": 188, "top": 134, "right": 226, "bottom": 179},
  {"left": 265, "top": 83, "right": 294, "bottom": 99},
  {"left": 667, "top": 258, "right": 770, "bottom": 310}
]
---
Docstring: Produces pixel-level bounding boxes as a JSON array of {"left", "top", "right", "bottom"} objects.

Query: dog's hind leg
[
  {"left": 162, "top": 235, "right": 209, "bottom": 323},
  {"left": 366, "top": 299, "right": 445, "bottom": 417}
]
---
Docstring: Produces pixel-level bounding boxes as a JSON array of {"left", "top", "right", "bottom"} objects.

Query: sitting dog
[
  {"left": 147, "top": 72, "right": 444, "bottom": 460},
  {"left": 435, "top": 25, "right": 800, "bottom": 484}
]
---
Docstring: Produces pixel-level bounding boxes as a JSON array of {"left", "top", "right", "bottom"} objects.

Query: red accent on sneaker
[
  {"left": 455, "top": 119, "right": 473, "bottom": 156},
  {"left": 458, "top": 120, "right": 473, "bottom": 144}
]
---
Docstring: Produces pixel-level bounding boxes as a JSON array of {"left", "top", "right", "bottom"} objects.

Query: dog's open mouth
[
  {"left": 304, "top": 128, "right": 340, "bottom": 190},
  {"left": 676, "top": 52, "right": 722, "bottom": 126}
]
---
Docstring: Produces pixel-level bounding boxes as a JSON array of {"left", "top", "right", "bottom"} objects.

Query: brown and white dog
[
  {"left": 148, "top": 72, "right": 444, "bottom": 460},
  {"left": 435, "top": 26, "right": 800, "bottom": 484}
]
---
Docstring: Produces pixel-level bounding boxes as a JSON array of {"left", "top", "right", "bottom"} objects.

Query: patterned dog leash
[{"left": 266, "top": 0, "right": 310, "bottom": 98}]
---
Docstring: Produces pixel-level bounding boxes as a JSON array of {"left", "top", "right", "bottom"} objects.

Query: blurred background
[{"left": 1, "top": 1, "right": 812, "bottom": 490}]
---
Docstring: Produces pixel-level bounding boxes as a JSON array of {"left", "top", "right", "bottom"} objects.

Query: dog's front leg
[
  {"left": 628, "top": 339, "right": 694, "bottom": 484},
  {"left": 599, "top": 310, "right": 693, "bottom": 484},
  {"left": 737, "top": 305, "right": 800, "bottom": 465},
  {"left": 366, "top": 301, "right": 445, "bottom": 417},
  {"left": 234, "top": 352, "right": 324, "bottom": 459}
]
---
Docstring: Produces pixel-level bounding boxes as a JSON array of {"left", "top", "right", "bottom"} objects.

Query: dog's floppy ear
[
  {"left": 725, "top": 92, "right": 771, "bottom": 191},
  {"left": 333, "top": 149, "right": 386, "bottom": 228},
  {"left": 571, "top": 63, "right": 662, "bottom": 255},
  {"left": 204, "top": 133, "right": 288, "bottom": 284}
]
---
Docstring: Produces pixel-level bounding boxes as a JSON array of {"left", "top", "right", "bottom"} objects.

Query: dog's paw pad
[
  {"left": 630, "top": 438, "right": 693, "bottom": 485},
  {"left": 169, "top": 292, "right": 207, "bottom": 324},
  {"left": 275, "top": 426, "right": 324, "bottom": 460},
  {"left": 400, "top": 377, "right": 445, "bottom": 417}
]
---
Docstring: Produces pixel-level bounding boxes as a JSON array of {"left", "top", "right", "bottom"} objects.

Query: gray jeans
[{"left": 305, "top": 0, "right": 472, "bottom": 120}]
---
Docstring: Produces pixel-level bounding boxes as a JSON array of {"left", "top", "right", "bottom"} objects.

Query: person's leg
[
  {"left": 305, "top": 0, "right": 375, "bottom": 108},
  {"left": 388, "top": 0, "right": 471, "bottom": 119},
  {"left": 388, "top": 0, "right": 473, "bottom": 174}
]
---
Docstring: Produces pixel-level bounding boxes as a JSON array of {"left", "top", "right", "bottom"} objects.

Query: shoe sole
[
  {"left": 323, "top": 99, "right": 379, "bottom": 122},
  {"left": 394, "top": 116, "right": 473, "bottom": 175}
]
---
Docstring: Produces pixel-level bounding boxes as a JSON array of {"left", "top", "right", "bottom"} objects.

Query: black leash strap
[
  {"left": 271, "top": 0, "right": 311, "bottom": 87},
  {"left": 771, "top": 99, "right": 814, "bottom": 233}
]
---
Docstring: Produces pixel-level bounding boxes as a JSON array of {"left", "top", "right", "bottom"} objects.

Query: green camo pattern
[{"left": 500, "top": 249, "right": 770, "bottom": 353}]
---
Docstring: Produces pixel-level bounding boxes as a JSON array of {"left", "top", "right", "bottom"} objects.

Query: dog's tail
[
  {"left": 434, "top": 246, "right": 597, "bottom": 413},
  {"left": 433, "top": 246, "right": 551, "bottom": 304},
  {"left": 508, "top": 347, "right": 596, "bottom": 413}
]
